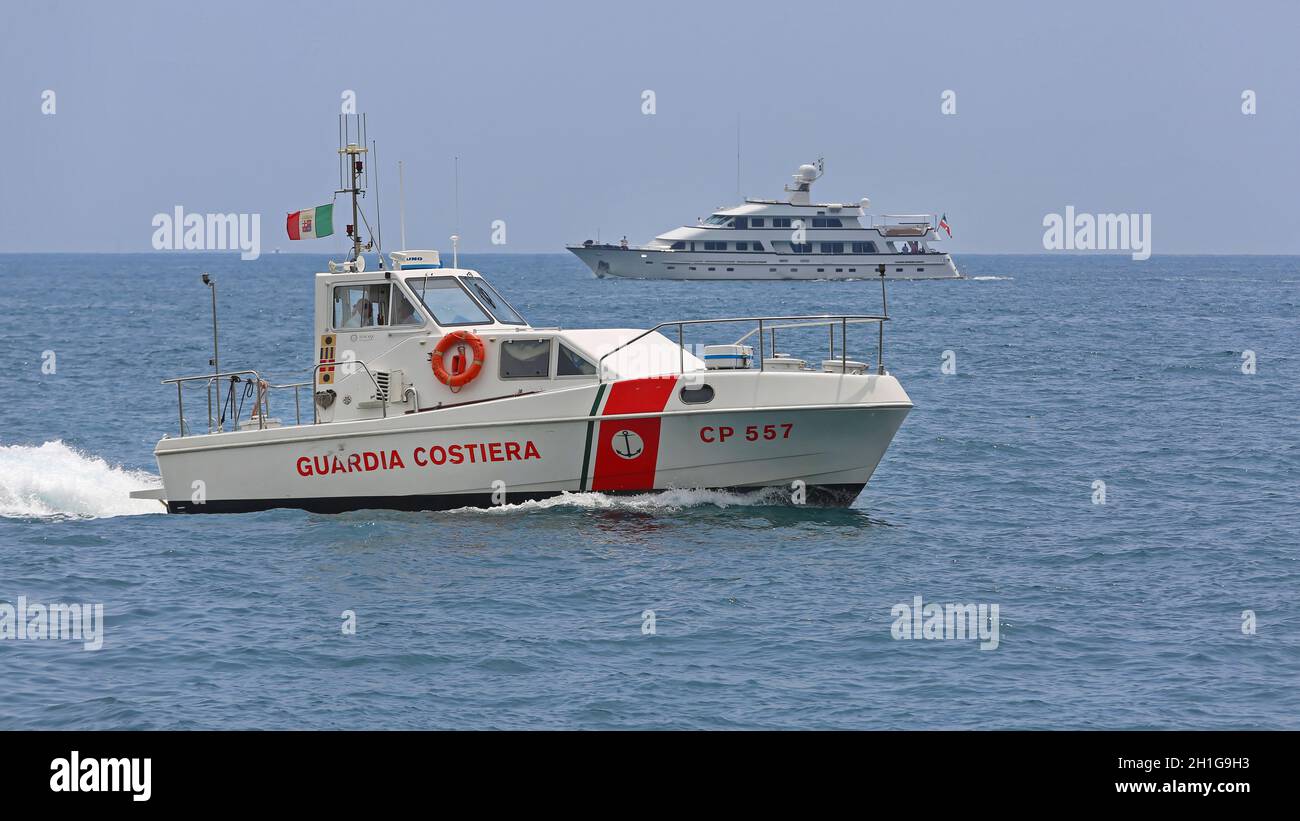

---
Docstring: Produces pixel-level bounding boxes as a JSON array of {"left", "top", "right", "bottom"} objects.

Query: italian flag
[{"left": 286, "top": 203, "right": 334, "bottom": 240}]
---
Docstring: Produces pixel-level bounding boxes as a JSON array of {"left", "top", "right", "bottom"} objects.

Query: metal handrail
[
  {"left": 596, "top": 314, "right": 889, "bottom": 382},
  {"left": 267, "top": 381, "right": 312, "bottom": 428},
  {"left": 161, "top": 369, "right": 263, "bottom": 436},
  {"left": 733, "top": 317, "right": 882, "bottom": 343},
  {"left": 161, "top": 361, "right": 386, "bottom": 436}
]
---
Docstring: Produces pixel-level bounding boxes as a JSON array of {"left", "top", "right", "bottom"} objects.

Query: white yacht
[{"left": 568, "top": 160, "right": 960, "bottom": 281}]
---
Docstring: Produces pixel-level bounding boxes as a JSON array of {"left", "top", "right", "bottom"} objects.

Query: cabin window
[
  {"left": 733, "top": 217, "right": 748, "bottom": 229},
  {"left": 751, "top": 241, "right": 764, "bottom": 251},
  {"left": 790, "top": 242, "right": 812, "bottom": 254},
  {"left": 703, "top": 241, "right": 726, "bottom": 251},
  {"left": 703, "top": 215, "right": 732, "bottom": 226},
  {"left": 500, "top": 338, "right": 552, "bottom": 379},
  {"left": 670, "top": 241, "right": 686, "bottom": 250},
  {"left": 391, "top": 286, "right": 423, "bottom": 326},
  {"left": 819, "top": 242, "right": 845, "bottom": 254},
  {"left": 459, "top": 276, "right": 526, "bottom": 324},
  {"left": 735, "top": 242, "right": 748, "bottom": 251},
  {"left": 333, "top": 283, "right": 393, "bottom": 329},
  {"left": 811, "top": 218, "right": 843, "bottom": 228},
  {"left": 557, "top": 343, "right": 596, "bottom": 377},
  {"left": 773, "top": 217, "right": 792, "bottom": 228},
  {"left": 679, "top": 384, "right": 714, "bottom": 404},
  {"left": 851, "top": 241, "right": 878, "bottom": 253},
  {"left": 750, "top": 218, "right": 765, "bottom": 227},
  {"left": 406, "top": 277, "right": 493, "bottom": 326}
]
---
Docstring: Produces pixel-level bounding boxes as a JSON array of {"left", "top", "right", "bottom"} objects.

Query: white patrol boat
[
  {"left": 567, "top": 159, "right": 960, "bottom": 281},
  {"left": 131, "top": 129, "right": 913, "bottom": 514}
]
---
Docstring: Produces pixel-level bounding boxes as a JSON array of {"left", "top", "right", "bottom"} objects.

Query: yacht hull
[
  {"left": 568, "top": 246, "right": 961, "bottom": 280},
  {"left": 145, "top": 372, "right": 911, "bottom": 514}
]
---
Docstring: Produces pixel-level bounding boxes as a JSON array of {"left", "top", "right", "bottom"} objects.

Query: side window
[
  {"left": 333, "top": 283, "right": 391, "bottom": 328},
  {"left": 556, "top": 342, "right": 596, "bottom": 376},
  {"left": 391, "top": 286, "right": 422, "bottom": 326},
  {"left": 500, "top": 338, "right": 552, "bottom": 379}
]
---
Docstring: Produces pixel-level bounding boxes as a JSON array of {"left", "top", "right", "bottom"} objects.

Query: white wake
[
  {"left": 0, "top": 441, "right": 163, "bottom": 520},
  {"left": 455, "top": 486, "right": 793, "bottom": 514}
]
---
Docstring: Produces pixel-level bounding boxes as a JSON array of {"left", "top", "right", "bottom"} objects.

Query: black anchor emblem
[{"left": 613, "top": 430, "right": 643, "bottom": 459}]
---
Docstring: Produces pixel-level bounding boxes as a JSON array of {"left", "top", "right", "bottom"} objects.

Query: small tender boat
[{"left": 132, "top": 131, "right": 913, "bottom": 514}]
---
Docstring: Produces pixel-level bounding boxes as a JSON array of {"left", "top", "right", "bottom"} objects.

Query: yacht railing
[
  {"left": 865, "top": 213, "right": 936, "bottom": 226},
  {"left": 596, "top": 314, "right": 889, "bottom": 382}
]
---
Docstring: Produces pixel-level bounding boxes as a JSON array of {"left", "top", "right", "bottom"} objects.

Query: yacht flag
[
  {"left": 939, "top": 213, "right": 952, "bottom": 237},
  {"left": 286, "top": 204, "right": 334, "bottom": 240}
]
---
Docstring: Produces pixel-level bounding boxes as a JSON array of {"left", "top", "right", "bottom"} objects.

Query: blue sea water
[{"left": 0, "top": 252, "right": 1296, "bottom": 729}]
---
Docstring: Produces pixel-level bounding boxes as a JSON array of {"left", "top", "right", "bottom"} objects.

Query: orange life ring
[{"left": 431, "top": 330, "right": 485, "bottom": 389}]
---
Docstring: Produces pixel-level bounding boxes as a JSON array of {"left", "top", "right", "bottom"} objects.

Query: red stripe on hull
[{"left": 590, "top": 377, "right": 678, "bottom": 492}]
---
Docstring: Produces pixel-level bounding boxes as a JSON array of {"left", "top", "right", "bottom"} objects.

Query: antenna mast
[
  {"left": 337, "top": 114, "right": 370, "bottom": 262},
  {"left": 398, "top": 160, "right": 407, "bottom": 252}
]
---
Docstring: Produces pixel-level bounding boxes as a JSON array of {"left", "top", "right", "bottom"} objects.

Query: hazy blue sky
[{"left": 2, "top": 0, "right": 1297, "bottom": 254}]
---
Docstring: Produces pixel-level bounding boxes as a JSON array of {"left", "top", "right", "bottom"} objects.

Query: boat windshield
[
  {"left": 406, "top": 277, "right": 493, "bottom": 326},
  {"left": 458, "top": 276, "right": 526, "bottom": 325}
]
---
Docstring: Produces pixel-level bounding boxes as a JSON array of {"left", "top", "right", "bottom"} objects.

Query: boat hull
[
  {"left": 148, "top": 372, "right": 911, "bottom": 514},
  {"left": 567, "top": 246, "right": 961, "bottom": 280}
]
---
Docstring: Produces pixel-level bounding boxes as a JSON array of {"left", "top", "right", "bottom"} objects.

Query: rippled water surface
[{"left": 1, "top": 253, "right": 1296, "bottom": 728}]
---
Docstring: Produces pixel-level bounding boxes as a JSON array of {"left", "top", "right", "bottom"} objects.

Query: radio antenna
[
  {"left": 398, "top": 160, "right": 407, "bottom": 252},
  {"left": 736, "top": 114, "right": 741, "bottom": 199},
  {"left": 372, "top": 138, "right": 383, "bottom": 267}
]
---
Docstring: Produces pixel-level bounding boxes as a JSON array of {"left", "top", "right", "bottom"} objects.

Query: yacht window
[
  {"left": 790, "top": 242, "right": 812, "bottom": 254},
  {"left": 500, "top": 338, "right": 552, "bottom": 379},
  {"left": 819, "top": 242, "right": 845, "bottom": 254},
  {"left": 333, "top": 283, "right": 392, "bottom": 329},
  {"left": 557, "top": 342, "right": 596, "bottom": 376},
  {"left": 407, "top": 277, "right": 492, "bottom": 326},
  {"left": 670, "top": 241, "right": 686, "bottom": 250},
  {"left": 459, "top": 276, "right": 526, "bottom": 324},
  {"left": 812, "top": 218, "right": 843, "bottom": 228},
  {"left": 704, "top": 215, "right": 732, "bottom": 226},
  {"left": 751, "top": 218, "right": 765, "bottom": 227},
  {"left": 703, "top": 241, "right": 727, "bottom": 251},
  {"left": 852, "top": 241, "right": 878, "bottom": 253},
  {"left": 735, "top": 242, "right": 748, "bottom": 251},
  {"left": 751, "top": 241, "right": 765, "bottom": 251},
  {"left": 773, "top": 217, "right": 792, "bottom": 228},
  {"left": 733, "top": 217, "right": 748, "bottom": 229}
]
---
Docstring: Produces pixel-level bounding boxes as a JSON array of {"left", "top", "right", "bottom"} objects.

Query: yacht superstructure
[{"left": 568, "top": 160, "right": 960, "bottom": 281}]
